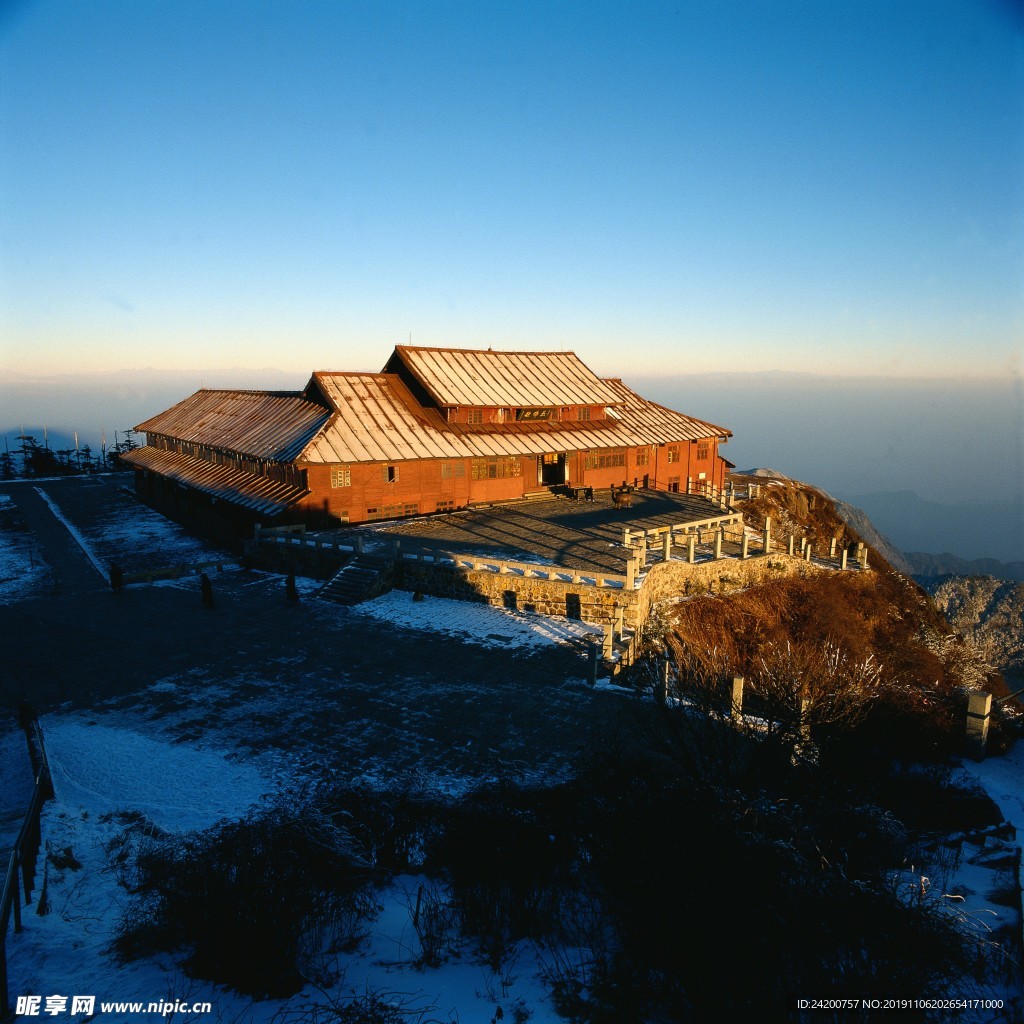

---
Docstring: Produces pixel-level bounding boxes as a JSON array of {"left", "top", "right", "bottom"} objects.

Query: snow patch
[
  {"left": 42, "top": 719, "right": 270, "bottom": 832},
  {"left": 350, "top": 590, "right": 602, "bottom": 649}
]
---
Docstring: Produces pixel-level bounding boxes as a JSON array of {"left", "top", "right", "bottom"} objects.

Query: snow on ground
[
  {"left": 83, "top": 503, "right": 223, "bottom": 572},
  {"left": 44, "top": 719, "right": 272, "bottom": 833},
  {"left": 350, "top": 590, "right": 602, "bottom": 649},
  {"left": 7, "top": 721, "right": 563, "bottom": 1023},
  {"left": 0, "top": 516, "right": 48, "bottom": 603}
]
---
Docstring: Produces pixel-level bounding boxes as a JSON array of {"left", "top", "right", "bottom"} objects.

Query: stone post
[
  {"left": 740, "top": 531, "right": 749, "bottom": 559},
  {"left": 602, "top": 622, "right": 614, "bottom": 660},
  {"left": 687, "top": 534, "right": 696, "bottom": 563},
  {"left": 623, "top": 528, "right": 631, "bottom": 547},
  {"left": 788, "top": 535, "right": 795, "bottom": 556},
  {"left": 626, "top": 555, "right": 637, "bottom": 590},
  {"left": 614, "top": 605, "right": 624, "bottom": 642},
  {"left": 763, "top": 517, "right": 772, "bottom": 554},
  {"left": 731, "top": 676, "right": 744, "bottom": 719},
  {"left": 862, "top": 546, "right": 870, "bottom": 569},
  {"left": 714, "top": 528, "right": 723, "bottom": 560},
  {"left": 727, "top": 482, "right": 735, "bottom": 506},
  {"left": 662, "top": 531, "right": 672, "bottom": 562},
  {"left": 660, "top": 657, "right": 671, "bottom": 703},
  {"left": 804, "top": 543, "right": 812, "bottom": 562},
  {"left": 800, "top": 537, "right": 807, "bottom": 554},
  {"left": 829, "top": 537, "right": 837, "bottom": 558},
  {"left": 841, "top": 548, "right": 848, "bottom": 570},
  {"left": 965, "top": 691, "right": 991, "bottom": 761}
]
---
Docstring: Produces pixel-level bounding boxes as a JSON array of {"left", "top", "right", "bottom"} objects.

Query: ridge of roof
[{"left": 392, "top": 343, "right": 581, "bottom": 357}]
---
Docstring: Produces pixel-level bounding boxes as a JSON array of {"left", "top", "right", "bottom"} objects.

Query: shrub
[{"left": 116, "top": 804, "right": 379, "bottom": 997}]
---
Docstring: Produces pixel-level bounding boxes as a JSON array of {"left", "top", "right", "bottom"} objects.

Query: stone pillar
[
  {"left": 687, "top": 534, "right": 696, "bottom": 563},
  {"left": 614, "top": 605, "right": 624, "bottom": 642},
  {"left": 800, "top": 537, "right": 807, "bottom": 554},
  {"left": 626, "top": 555, "right": 637, "bottom": 590},
  {"left": 829, "top": 537, "right": 837, "bottom": 558},
  {"left": 660, "top": 658, "right": 671, "bottom": 703},
  {"left": 602, "top": 623, "right": 614, "bottom": 659},
  {"left": 662, "top": 531, "right": 672, "bottom": 562},
  {"left": 731, "top": 676, "right": 744, "bottom": 719},
  {"left": 804, "top": 543, "right": 812, "bottom": 562},
  {"left": 740, "top": 531, "right": 749, "bottom": 559},
  {"left": 727, "top": 482, "right": 735, "bottom": 506},
  {"left": 623, "top": 528, "right": 631, "bottom": 547},
  {"left": 763, "top": 517, "right": 772, "bottom": 554},
  {"left": 861, "top": 546, "right": 870, "bottom": 569},
  {"left": 714, "top": 529, "right": 723, "bottom": 560},
  {"left": 965, "top": 691, "right": 991, "bottom": 761},
  {"left": 788, "top": 535, "right": 795, "bottom": 556},
  {"left": 840, "top": 548, "right": 848, "bottom": 570}
]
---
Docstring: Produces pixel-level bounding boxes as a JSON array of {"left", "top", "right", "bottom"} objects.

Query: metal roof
[
  {"left": 388, "top": 345, "right": 624, "bottom": 409},
  {"left": 122, "top": 447, "right": 308, "bottom": 516},
  {"left": 135, "top": 389, "right": 330, "bottom": 461},
  {"left": 297, "top": 371, "right": 729, "bottom": 464}
]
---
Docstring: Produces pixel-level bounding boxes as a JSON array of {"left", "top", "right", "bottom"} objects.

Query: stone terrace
[{"left": 371, "top": 489, "right": 738, "bottom": 576}]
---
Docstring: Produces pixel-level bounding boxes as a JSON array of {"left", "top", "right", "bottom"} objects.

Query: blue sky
[{"left": 1, "top": 0, "right": 1021, "bottom": 379}]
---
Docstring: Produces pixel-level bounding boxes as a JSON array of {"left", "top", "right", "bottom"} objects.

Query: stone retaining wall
[
  {"left": 398, "top": 561, "right": 635, "bottom": 625},
  {"left": 398, "top": 550, "right": 849, "bottom": 630}
]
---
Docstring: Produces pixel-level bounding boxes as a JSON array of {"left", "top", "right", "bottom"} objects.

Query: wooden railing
[{"left": 1, "top": 721, "right": 53, "bottom": 1022}]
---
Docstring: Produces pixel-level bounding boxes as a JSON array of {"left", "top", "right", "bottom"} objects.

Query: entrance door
[{"left": 540, "top": 453, "right": 566, "bottom": 485}]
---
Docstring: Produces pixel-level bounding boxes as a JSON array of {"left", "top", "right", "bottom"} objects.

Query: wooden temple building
[{"left": 124, "top": 345, "right": 732, "bottom": 539}]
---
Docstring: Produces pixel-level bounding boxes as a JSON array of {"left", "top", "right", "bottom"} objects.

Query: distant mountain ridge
[{"left": 907, "top": 551, "right": 1024, "bottom": 583}]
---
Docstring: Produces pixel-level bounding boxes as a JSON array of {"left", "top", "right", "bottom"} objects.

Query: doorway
[{"left": 540, "top": 453, "right": 567, "bottom": 486}]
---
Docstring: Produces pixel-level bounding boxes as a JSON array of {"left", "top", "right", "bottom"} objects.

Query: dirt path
[{"left": 4, "top": 484, "right": 107, "bottom": 596}]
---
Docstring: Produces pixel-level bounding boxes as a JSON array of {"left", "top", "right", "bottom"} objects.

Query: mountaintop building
[{"left": 124, "top": 345, "right": 732, "bottom": 540}]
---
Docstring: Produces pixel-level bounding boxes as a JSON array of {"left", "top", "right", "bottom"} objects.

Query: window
[
  {"left": 577, "top": 407, "right": 592, "bottom": 421},
  {"left": 383, "top": 464, "right": 398, "bottom": 483},
  {"left": 330, "top": 467, "right": 351, "bottom": 488},
  {"left": 667, "top": 446, "right": 680, "bottom": 463},
  {"left": 697, "top": 442, "right": 709, "bottom": 460},
  {"left": 471, "top": 457, "right": 522, "bottom": 480},
  {"left": 585, "top": 449, "right": 626, "bottom": 470},
  {"left": 516, "top": 408, "right": 552, "bottom": 421},
  {"left": 440, "top": 461, "right": 467, "bottom": 479},
  {"left": 635, "top": 448, "right": 650, "bottom": 467},
  {"left": 367, "top": 502, "right": 418, "bottom": 521},
  {"left": 468, "top": 409, "right": 483, "bottom": 424}
]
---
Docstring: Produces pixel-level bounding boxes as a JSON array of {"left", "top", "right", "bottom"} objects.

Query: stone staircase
[{"left": 317, "top": 554, "right": 392, "bottom": 606}]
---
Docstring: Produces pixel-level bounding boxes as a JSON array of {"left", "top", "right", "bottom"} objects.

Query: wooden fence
[{"left": 1, "top": 721, "right": 53, "bottom": 1022}]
